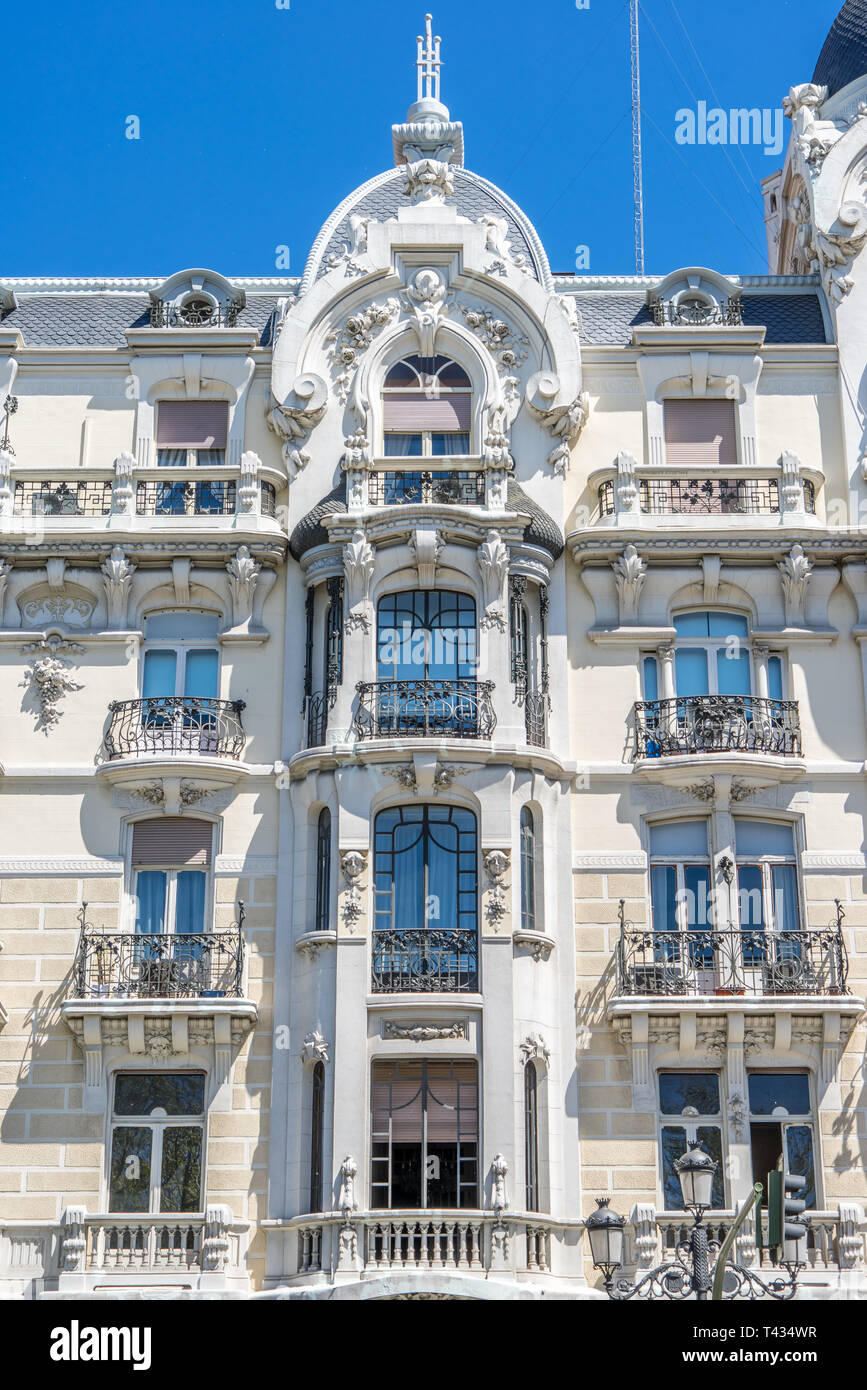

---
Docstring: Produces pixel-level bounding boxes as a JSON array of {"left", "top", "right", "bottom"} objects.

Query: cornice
[
  {"left": 0, "top": 856, "right": 122, "bottom": 875},
  {"left": 1, "top": 277, "right": 299, "bottom": 292},
  {"left": 570, "top": 532, "right": 866, "bottom": 565},
  {"left": 573, "top": 851, "right": 647, "bottom": 870}
]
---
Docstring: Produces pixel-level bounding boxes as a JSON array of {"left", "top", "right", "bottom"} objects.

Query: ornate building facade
[{"left": 1, "top": 7, "right": 867, "bottom": 1300}]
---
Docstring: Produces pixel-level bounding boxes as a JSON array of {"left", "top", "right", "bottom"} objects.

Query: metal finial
[{"left": 416, "top": 13, "right": 442, "bottom": 103}]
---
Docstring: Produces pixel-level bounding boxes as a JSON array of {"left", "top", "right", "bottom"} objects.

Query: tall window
[
  {"left": 663, "top": 399, "right": 737, "bottom": 470},
  {"left": 748, "top": 1072, "right": 816, "bottom": 1209},
  {"left": 520, "top": 806, "right": 537, "bottom": 935},
  {"left": 377, "top": 591, "right": 476, "bottom": 682},
  {"left": 509, "top": 580, "right": 529, "bottom": 701},
  {"left": 735, "top": 820, "right": 800, "bottom": 975},
  {"left": 524, "top": 1062, "right": 540, "bottom": 1212},
  {"left": 142, "top": 611, "right": 220, "bottom": 704},
  {"left": 658, "top": 1073, "right": 725, "bottom": 1211},
  {"left": 132, "top": 818, "right": 213, "bottom": 937},
  {"left": 314, "top": 809, "right": 332, "bottom": 933},
  {"left": 642, "top": 612, "right": 784, "bottom": 704},
  {"left": 324, "top": 578, "right": 344, "bottom": 707},
  {"left": 371, "top": 1060, "right": 478, "bottom": 1209},
  {"left": 309, "top": 1061, "right": 326, "bottom": 1214},
  {"left": 382, "top": 355, "right": 472, "bottom": 457},
  {"left": 108, "top": 1073, "right": 205, "bottom": 1213}
]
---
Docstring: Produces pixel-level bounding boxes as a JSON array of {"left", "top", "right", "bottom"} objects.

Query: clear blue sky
[{"left": 2, "top": 0, "right": 839, "bottom": 278}]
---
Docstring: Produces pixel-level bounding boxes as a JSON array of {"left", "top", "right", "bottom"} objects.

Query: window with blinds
[
  {"left": 382, "top": 355, "right": 472, "bottom": 458},
  {"left": 156, "top": 401, "right": 228, "bottom": 467},
  {"left": 132, "top": 818, "right": 213, "bottom": 866},
  {"left": 370, "top": 1059, "right": 479, "bottom": 1209},
  {"left": 663, "top": 398, "right": 738, "bottom": 469}
]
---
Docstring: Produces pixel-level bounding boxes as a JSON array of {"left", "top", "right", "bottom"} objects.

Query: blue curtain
[
  {"left": 184, "top": 650, "right": 218, "bottom": 699},
  {"left": 393, "top": 819, "right": 425, "bottom": 929},
  {"left": 175, "top": 871, "right": 206, "bottom": 934},
  {"left": 675, "top": 648, "right": 709, "bottom": 697},
  {"left": 135, "top": 871, "right": 167, "bottom": 935},
  {"left": 716, "top": 647, "right": 751, "bottom": 696},
  {"left": 427, "top": 819, "right": 458, "bottom": 930},
  {"left": 143, "top": 650, "right": 177, "bottom": 698}
]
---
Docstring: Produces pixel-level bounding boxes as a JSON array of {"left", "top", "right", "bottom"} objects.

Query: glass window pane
[
  {"left": 650, "top": 820, "right": 708, "bottom": 857},
  {"left": 156, "top": 448, "right": 187, "bottom": 467},
  {"left": 697, "top": 1125, "right": 725, "bottom": 1208},
  {"left": 430, "top": 432, "right": 470, "bottom": 455},
  {"left": 175, "top": 871, "right": 206, "bottom": 934},
  {"left": 659, "top": 1073, "right": 721, "bottom": 1116},
  {"left": 673, "top": 612, "right": 711, "bottom": 637},
  {"left": 109, "top": 1126, "right": 152, "bottom": 1212},
  {"left": 183, "top": 649, "right": 219, "bottom": 699},
  {"left": 143, "top": 650, "right": 177, "bottom": 699},
  {"left": 716, "top": 648, "right": 751, "bottom": 696},
  {"left": 145, "top": 612, "right": 220, "bottom": 640},
  {"left": 114, "top": 1073, "right": 206, "bottom": 1117},
  {"left": 651, "top": 866, "right": 678, "bottom": 934},
  {"left": 675, "top": 648, "right": 709, "bottom": 698},
  {"left": 735, "top": 819, "right": 795, "bottom": 858},
  {"left": 737, "top": 865, "right": 764, "bottom": 929},
  {"left": 135, "top": 871, "right": 167, "bottom": 935},
  {"left": 643, "top": 655, "right": 659, "bottom": 702},
  {"left": 785, "top": 1125, "right": 816, "bottom": 1210},
  {"left": 684, "top": 866, "right": 712, "bottom": 930},
  {"left": 661, "top": 1126, "right": 687, "bottom": 1208},
  {"left": 771, "top": 865, "right": 800, "bottom": 934},
  {"left": 384, "top": 433, "right": 423, "bottom": 456},
  {"left": 708, "top": 613, "right": 749, "bottom": 639},
  {"left": 748, "top": 1073, "right": 811, "bottom": 1116},
  {"left": 160, "top": 1126, "right": 203, "bottom": 1212},
  {"left": 768, "top": 656, "right": 784, "bottom": 702}
]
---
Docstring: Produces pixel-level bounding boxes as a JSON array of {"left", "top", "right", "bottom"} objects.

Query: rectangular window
[
  {"left": 747, "top": 1072, "right": 816, "bottom": 1209},
  {"left": 156, "top": 401, "right": 228, "bottom": 454},
  {"left": 658, "top": 1072, "right": 725, "bottom": 1210},
  {"left": 371, "top": 1060, "right": 478, "bottom": 1209},
  {"left": 645, "top": 821, "right": 713, "bottom": 990},
  {"left": 109, "top": 1073, "right": 205, "bottom": 1214},
  {"left": 131, "top": 820, "right": 212, "bottom": 946},
  {"left": 734, "top": 820, "right": 801, "bottom": 981},
  {"left": 663, "top": 399, "right": 738, "bottom": 469}
]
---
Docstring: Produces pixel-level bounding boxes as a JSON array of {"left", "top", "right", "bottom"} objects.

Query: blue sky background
[{"left": 2, "top": 0, "right": 841, "bottom": 278}]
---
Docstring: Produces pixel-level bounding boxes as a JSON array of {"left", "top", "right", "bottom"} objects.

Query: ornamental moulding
[
  {"left": 326, "top": 299, "right": 400, "bottom": 403},
  {"left": 383, "top": 1020, "right": 468, "bottom": 1042},
  {"left": 266, "top": 374, "right": 328, "bottom": 474},
  {"left": 526, "top": 371, "right": 590, "bottom": 476}
]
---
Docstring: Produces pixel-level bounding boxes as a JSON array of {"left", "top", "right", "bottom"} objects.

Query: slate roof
[
  {"left": 563, "top": 291, "right": 828, "bottom": 345},
  {"left": 289, "top": 474, "right": 564, "bottom": 562},
  {"left": 0, "top": 293, "right": 283, "bottom": 347},
  {"left": 814, "top": 0, "right": 867, "bottom": 97}
]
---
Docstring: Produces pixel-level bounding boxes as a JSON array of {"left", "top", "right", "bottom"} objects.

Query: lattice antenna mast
[
  {"left": 630, "top": 0, "right": 646, "bottom": 276},
  {"left": 416, "top": 13, "right": 442, "bottom": 103}
]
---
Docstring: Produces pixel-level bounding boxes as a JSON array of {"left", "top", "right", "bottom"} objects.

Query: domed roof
[
  {"left": 288, "top": 475, "right": 563, "bottom": 562},
  {"left": 813, "top": 0, "right": 867, "bottom": 97}
]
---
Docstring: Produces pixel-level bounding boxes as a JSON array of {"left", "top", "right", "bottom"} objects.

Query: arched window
[
  {"left": 524, "top": 1061, "right": 540, "bottom": 1211},
  {"left": 309, "top": 1061, "right": 325, "bottom": 1213},
  {"left": 314, "top": 808, "right": 332, "bottom": 933},
  {"left": 372, "top": 805, "right": 478, "bottom": 993},
  {"left": 520, "top": 806, "right": 536, "bottom": 935},
  {"left": 382, "top": 355, "right": 472, "bottom": 457}
]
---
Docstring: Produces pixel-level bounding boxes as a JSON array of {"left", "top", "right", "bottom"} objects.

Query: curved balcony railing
[
  {"left": 371, "top": 927, "right": 478, "bottom": 993},
  {"left": 615, "top": 914, "right": 848, "bottom": 998},
  {"left": 633, "top": 695, "right": 801, "bottom": 760},
  {"left": 72, "top": 921, "right": 246, "bottom": 1000},
  {"left": 104, "top": 696, "right": 246, "bottom": 761},
  {"left": 353, "top": 679, "right": 496, "bottom": 741}
]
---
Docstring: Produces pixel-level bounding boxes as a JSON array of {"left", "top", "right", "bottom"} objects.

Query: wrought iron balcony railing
[
  {"left": 615, "top": 910, "right": 848, "bottom": 999},
  {"left": 368, "top": 470, "right": 485, "bottom": 506},
  {"left": 135, "top": 478, "right": 236, "bottom": 516},
  {"left": 14, "top": 480, "right": 113, "bottom": 516},
  {"left": 371, "top": 927, "right": 478, "bottom": 993},
  {"left": 148, "top": 299, "right": 243, "bottom": 328},
  {"left": 10, "top": 479, "right": 277, "bottom": 521},
  {"left": 353, "top": 679, "right": 496, "bottom": 741},
  {"left": 104, "top": 696, "right": 246, "bottom": 761},
  {"left": 651, "top": 299, "right": 743, "bottom": 327},
  {"left": 524, "top": 692, "right": 548, "bottom": 748},
  {"left": 72, "top": 920, "right": 246, "bottom": 1000},
  {"left": 633, "top": 696, "right": 801, "bottom": 760},
  {"left": 597, "top": 478, "right": 815, "bottom": 519}
]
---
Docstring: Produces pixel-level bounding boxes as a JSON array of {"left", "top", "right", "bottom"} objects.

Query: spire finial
[{"left": 416, "top": 14, "right": 442, "bottom": 104}]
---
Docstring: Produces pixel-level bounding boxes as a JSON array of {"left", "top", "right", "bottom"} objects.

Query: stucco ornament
[
  {"left": 301, "top": 1031, "right": 329, "bottom": 1064},
  {"left": 460, "top": 305, "right": 529, "bottom": 412},
  {"left": 612, "top": 544, "right": 648, "bottom": 622},
  {"left": 483, "top": 406, "right": 513, "bottom": 474},
  {"left": 340, "top": 850, "right": 367, "bottom": 933},
  {"left": 483, "top": 849, "right": 510, "bottom": 930},
  {"left": 477, "top": 214, "right": 527, "bottom": 274},
  {"left": 338, "top": 1155, "right": 358, "bottom": 1213},
  {"left": 810, "top": 202, "right": 867, "bottom": 303},
  {"left": 476, "top": 530, "right": 509, "bottom": 633},
  {"left": 100, "top": 547, "right": 136, "bottom": 629},
  {"left": 325, "top": 214, "right": 373, "bottom": 279},
  {"left": 401, "top": 267, "right": 451, "bottom": 357},
  {"left": 520, "top": 1034, "right": 551, "bottom": 1066},
  {"left": 782, "top": 83, "right": 828, "bottom": 119},
  {"left": 491, "top": 1154, "right": 509, "bottom": 1214},
  {"left": 325, "top": 300, "right": 400, "bottom": 402},
  {"left": 343, "top": 529, "right": 375, "bottom": 634},
  {"left": 226, "top": 546, "right": 261, "bottom": 628},
  {"left": 267, "top": 374, "right": 329, "bottom": 474},
  {"left": 401, "top": 155, "right": 455, "bottom": 204},
  {"left": 778, "top": 543, "right": 813, "bottom": 625},
  {"left": 526, "top": 372, "right": 589, "bottom": 475},
  {"left": 21, "top": 649, "right": 83, "bottom": 732}
]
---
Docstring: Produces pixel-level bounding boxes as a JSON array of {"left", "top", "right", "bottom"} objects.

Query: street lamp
[{"left": 585, "top": 1141, "right": 803, "bottom": 1302}]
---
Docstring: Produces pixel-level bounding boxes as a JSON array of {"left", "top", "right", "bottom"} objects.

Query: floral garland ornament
[
  {"left": 483, "top": 849, "right": 510, "bottom": 930},
  {"left": 20, "top": 635, "right": 84, "bottom": 733},
  {"left": 340, "top": 850, "right": 367, "bottom": 933}
]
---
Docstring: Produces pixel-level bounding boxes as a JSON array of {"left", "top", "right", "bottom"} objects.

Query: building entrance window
[{"left": 371, "top": 1060, "right": 478, "bottom": 1209}]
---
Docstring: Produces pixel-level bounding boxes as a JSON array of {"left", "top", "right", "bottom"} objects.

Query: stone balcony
[{"left": 97, "top": 696, "right": 252, "bottom": 804}]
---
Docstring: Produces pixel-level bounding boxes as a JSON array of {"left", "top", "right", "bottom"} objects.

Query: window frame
[
  {"left": 140, "top": 628, "right": 221, "bottom": 702},
  {"left": 380, "top": 355, "right": 474, "bottom": 460},
  {"left": 131, "top": 863, "right": 212, "bottom": 938},
  {"left": 746, "top": 1070, "right": 819, "bottom": 1210},
  {"left": 107, "top": 1070, "right": 207, "bottom": 1215},
  {"left": 656, "top": 1070, "right": 726, "bottom": 1212}
]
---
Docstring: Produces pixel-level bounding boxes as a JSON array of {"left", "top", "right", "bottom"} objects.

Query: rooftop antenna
[
  {"left": 630, "top": 0, "right": 646, "bottom": 276},
  {"left": 416, "top": 14, "right": 442, "bottom": 104}
]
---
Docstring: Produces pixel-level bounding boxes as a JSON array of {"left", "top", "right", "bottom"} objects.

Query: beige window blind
[
  {"left": 383, "top": 392, "right": 471, "bottom": 432},
  {"left": 156, "top": 401, "right": 228, "bottom": 449},
  {"left": 132, "top": 818, "right": 213, "bottom": 866},
  {"left": 663, "top": 398, "right": 738, "bottom": 469}
]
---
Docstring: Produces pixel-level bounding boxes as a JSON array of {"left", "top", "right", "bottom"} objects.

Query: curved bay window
[
  {"left": 382, "top": 355, "right": 472, "bottom": 458},
  {"left": 314, "top": 808, "right": 332, "bottom": 933},
  {"left": 520, "top": 806, "right": 537, "bottom": 935},
  {"left": 371, "top": 1060, "right": 479, "bottom": 1209},
  {"left": 372, "top": 805, "right": 478, "bottom": 993},
  {"left": 354, "top": 590, "right": 494, "bottom": 741}
]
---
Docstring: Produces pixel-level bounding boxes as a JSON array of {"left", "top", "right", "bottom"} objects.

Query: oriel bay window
[
  {"left": 658, "top": 1073, "right": 725, "bottom": 1211},
  {"left": 748, "top": 1073, "right": 817, "bottom": 1209},
  {"left": 109, "top": 1073, "right": 205, "bottom": 1213},
  {"left": 371, "top": 1060, "right": 479, "bottom": 1208},
  {"left": 373, "top": 805, "right": 477, "bottom": 992}
]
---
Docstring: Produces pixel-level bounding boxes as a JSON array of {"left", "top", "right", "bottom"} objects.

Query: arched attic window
[{"left": 381, "top": 355, "right": 472, "bottom": 458}]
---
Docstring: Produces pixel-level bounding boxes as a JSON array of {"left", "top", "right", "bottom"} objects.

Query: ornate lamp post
[{"left": 585, "top": 1141, "right": 803, "bottom": 1302}]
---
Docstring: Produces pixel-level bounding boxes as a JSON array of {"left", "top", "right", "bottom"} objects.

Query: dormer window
[{"left": 382, "top": 355, "right": 472, "bottom": 458}]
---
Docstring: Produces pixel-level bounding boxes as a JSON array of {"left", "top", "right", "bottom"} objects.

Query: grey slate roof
[
  {"left": 814, "top": 0, "right": 867, "bottom": 97},
  {"left": 565, "top": 292, "right": 828, "bottom": 345},
  {"left": 289, "top": 475, "right": 564, "bottom": 562},
  {"left": 0, "top": 294, "right": 282, "bottom": 347}
]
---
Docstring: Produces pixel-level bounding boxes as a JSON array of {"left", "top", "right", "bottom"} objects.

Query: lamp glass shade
[
  {"left": 585, "top": 1198, "right": 625, "bottom": 1270},
  {"left": 674, "top": 1143, "right": 717, "bottom": 1210}
]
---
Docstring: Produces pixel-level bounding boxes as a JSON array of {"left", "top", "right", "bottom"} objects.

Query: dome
[
  {"left": 813, "top": 0, "right": 867, "bottom": 98},
  {"left": 289, "top": 477, "right": 347, "bottom": 560},
  {"left": 507, "top": 480, "right": 564, "bottom": 561}
]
